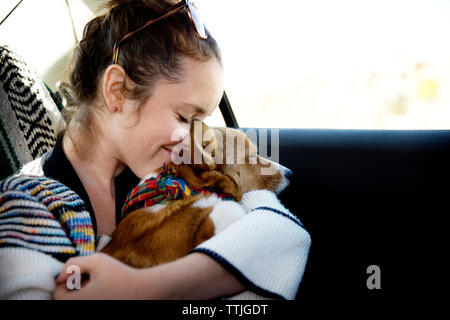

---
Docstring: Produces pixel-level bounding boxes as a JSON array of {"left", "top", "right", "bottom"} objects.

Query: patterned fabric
[
  {"left": 122, "top": 163, "right": 233, "bottom": 217},
  {"left": 0, "top": 45, "right": 62, "bottom": 181},
  {"left": 0, "top": 174, "right": 95, "bottom": 263}
]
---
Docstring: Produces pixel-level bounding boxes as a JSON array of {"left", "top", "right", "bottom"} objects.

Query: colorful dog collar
[{"left": 121, "top": 163, "right": 233, "bottom": 218}]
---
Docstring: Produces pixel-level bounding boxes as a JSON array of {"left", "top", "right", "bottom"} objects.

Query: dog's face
[{"left": 186, "top": 120, "right": 292, "bottom": 195}]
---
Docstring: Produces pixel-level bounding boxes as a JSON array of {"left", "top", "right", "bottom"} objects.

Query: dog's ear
[{"left": 190, "top": 119, "right": 217, "bottom": 170}]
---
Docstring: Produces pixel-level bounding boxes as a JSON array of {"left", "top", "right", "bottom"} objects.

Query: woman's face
[{"left": 111, "top": 57, "right": 224, "bottom": 178}]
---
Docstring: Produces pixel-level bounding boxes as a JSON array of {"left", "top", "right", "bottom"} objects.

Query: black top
[{"left": 42, "top": 138, "right": 140, "bottom": 237}]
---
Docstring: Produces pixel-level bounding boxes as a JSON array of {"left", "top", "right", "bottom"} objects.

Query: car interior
[{"left": 1, "top": 0, "right": 448, "bottom": 304}]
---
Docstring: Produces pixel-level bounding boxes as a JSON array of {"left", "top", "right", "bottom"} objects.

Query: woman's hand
[
  {"left": 53, "top": 252, "right": 244, "bottom": 300},
  {"left": 53, "top": 253, "right": 148, "bottom": 300}
]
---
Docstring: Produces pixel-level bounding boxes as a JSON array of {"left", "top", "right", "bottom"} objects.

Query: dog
[{"left": 101, "top": 120, "right": 292, "bottom": 296}]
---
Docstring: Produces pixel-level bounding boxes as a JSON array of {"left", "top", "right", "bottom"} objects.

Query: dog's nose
[
  {"left": 279, "top": 164, "right": 293, "bottom": 178},
  {"left": 285, "top": 168, "right": 293, "bottom": 178}
]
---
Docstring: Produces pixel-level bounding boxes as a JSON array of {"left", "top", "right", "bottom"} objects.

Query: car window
[
  {"left": 200, "top": 0, "right": 450, "bottom": 129},
  {"left": 0, "top": 0, "right": 94, "bottom": 92},
  {"left": 2, "top": 0, "right": 449, "bottom": 130}
]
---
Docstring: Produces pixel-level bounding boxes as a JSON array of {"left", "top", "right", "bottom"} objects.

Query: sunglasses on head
[{"left": 112, "top": 0, "right": 207, "bottom": 65}]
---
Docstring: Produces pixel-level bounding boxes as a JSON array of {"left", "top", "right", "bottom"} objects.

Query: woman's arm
[
  {"left": 53, "top": 251, "right": 244, "bottom": 299},
  {"left": 139, "top": 252, "right": 245, "bottom": 299}
]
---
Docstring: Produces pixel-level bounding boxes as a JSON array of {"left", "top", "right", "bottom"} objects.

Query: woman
[{"left": 1, "top": 0, "right": 311, "bottom": 299}]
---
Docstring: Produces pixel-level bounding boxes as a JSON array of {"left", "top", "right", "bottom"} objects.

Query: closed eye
[{"left": 178, "top": 115, "right": 189, "bottom": 123}]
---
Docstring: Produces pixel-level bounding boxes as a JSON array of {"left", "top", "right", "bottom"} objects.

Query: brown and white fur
[{"left": 101, "top": 120, "right": 291, "bottom": 297}]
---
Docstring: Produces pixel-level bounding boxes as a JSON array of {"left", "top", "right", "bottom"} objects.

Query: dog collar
[{"left": 121, "top": 163, "right": 233, "bottom": 218}]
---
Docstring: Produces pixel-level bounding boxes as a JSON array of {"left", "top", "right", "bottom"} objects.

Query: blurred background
[{"left": 1, "top": 0, "right": 449, "bottom": 129}]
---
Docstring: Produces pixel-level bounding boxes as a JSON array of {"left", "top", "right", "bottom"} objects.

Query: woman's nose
[{"left": 171, "top": 127, "right": 190, "bottom": 146}]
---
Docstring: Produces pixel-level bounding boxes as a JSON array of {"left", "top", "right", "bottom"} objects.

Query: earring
[{"left": 112, "top": 106, "right": 118, "bottom": 112}]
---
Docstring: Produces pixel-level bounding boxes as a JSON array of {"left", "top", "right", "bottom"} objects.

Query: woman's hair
[{"left": 61, "top": 0, "right": 221, "bottom": 136}]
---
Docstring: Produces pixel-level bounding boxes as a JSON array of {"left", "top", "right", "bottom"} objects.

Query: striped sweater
[
  {"left": 0, "top": 174, "right": 96, "bottom": 299},
  {"left": 0, "top": 175, "right": 95, "bottom": 260},
  {"left": 0, "top": 143, "right": 311, "bottom": 300}
]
